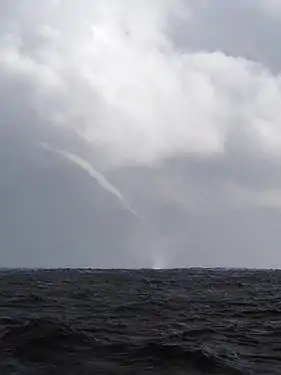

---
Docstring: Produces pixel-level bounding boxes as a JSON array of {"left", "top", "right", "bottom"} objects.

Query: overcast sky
[{"left": 1, "top": 0, "right": 281, "bottom": 268}]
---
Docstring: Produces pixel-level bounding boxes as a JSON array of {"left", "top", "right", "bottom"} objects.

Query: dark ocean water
[{"left": 0, "top": 269, "right": 281, "bottom": 374}]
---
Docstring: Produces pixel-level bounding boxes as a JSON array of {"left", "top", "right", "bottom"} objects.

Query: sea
[{"left": 0, "top": 268, "right": 280, "bottom": 374}]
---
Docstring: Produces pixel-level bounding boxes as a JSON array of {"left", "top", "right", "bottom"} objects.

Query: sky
[{"left": 1, "top": 0, "right": 281, "bottom": 268}]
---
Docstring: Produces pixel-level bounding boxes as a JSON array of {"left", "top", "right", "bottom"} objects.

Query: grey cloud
[
  {"left": 1, "top": 0, "right": 281, "bottom": 268},
  {"left": 173, "top": 0, "right": 281, "bottom": 73}
]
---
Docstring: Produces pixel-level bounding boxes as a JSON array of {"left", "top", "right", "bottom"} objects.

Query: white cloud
[
  {"left": 0, "top": 0, "right": 281, "bottom": 170},
  {"left": 4, "top": 0, "right": 281, "bottom": 169},
  {"left": 1, "top": 1, "right": 281, "bottom": 187},
  {"left": 2, "top": 1, "right": 281, "bottom": 199}
]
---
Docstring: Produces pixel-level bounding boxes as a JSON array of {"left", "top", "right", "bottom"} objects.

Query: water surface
[{"left": 0, "top": 268, "right": 280, "bottom": 374}]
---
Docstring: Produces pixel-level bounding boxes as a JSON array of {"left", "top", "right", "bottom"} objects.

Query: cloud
[
  {"left": 2, "top": 0, "right": 281, "bottom": 267},
  {"left": 259, "top": 0, "right": 281, "bottom": 14},
  {"left": 173, "top": 0, "right": 281, "bottom": 75},
  {"left": 1, "top": 0, "right": 281, "bottom": 170}
]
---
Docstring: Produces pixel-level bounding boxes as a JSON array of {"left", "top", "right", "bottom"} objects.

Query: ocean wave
[
  {"left": 0, "top": 269, "right": 280, "bottom": 374},
  {"left": 0, "top": 317, "right": 249, "bottom": 374}
]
